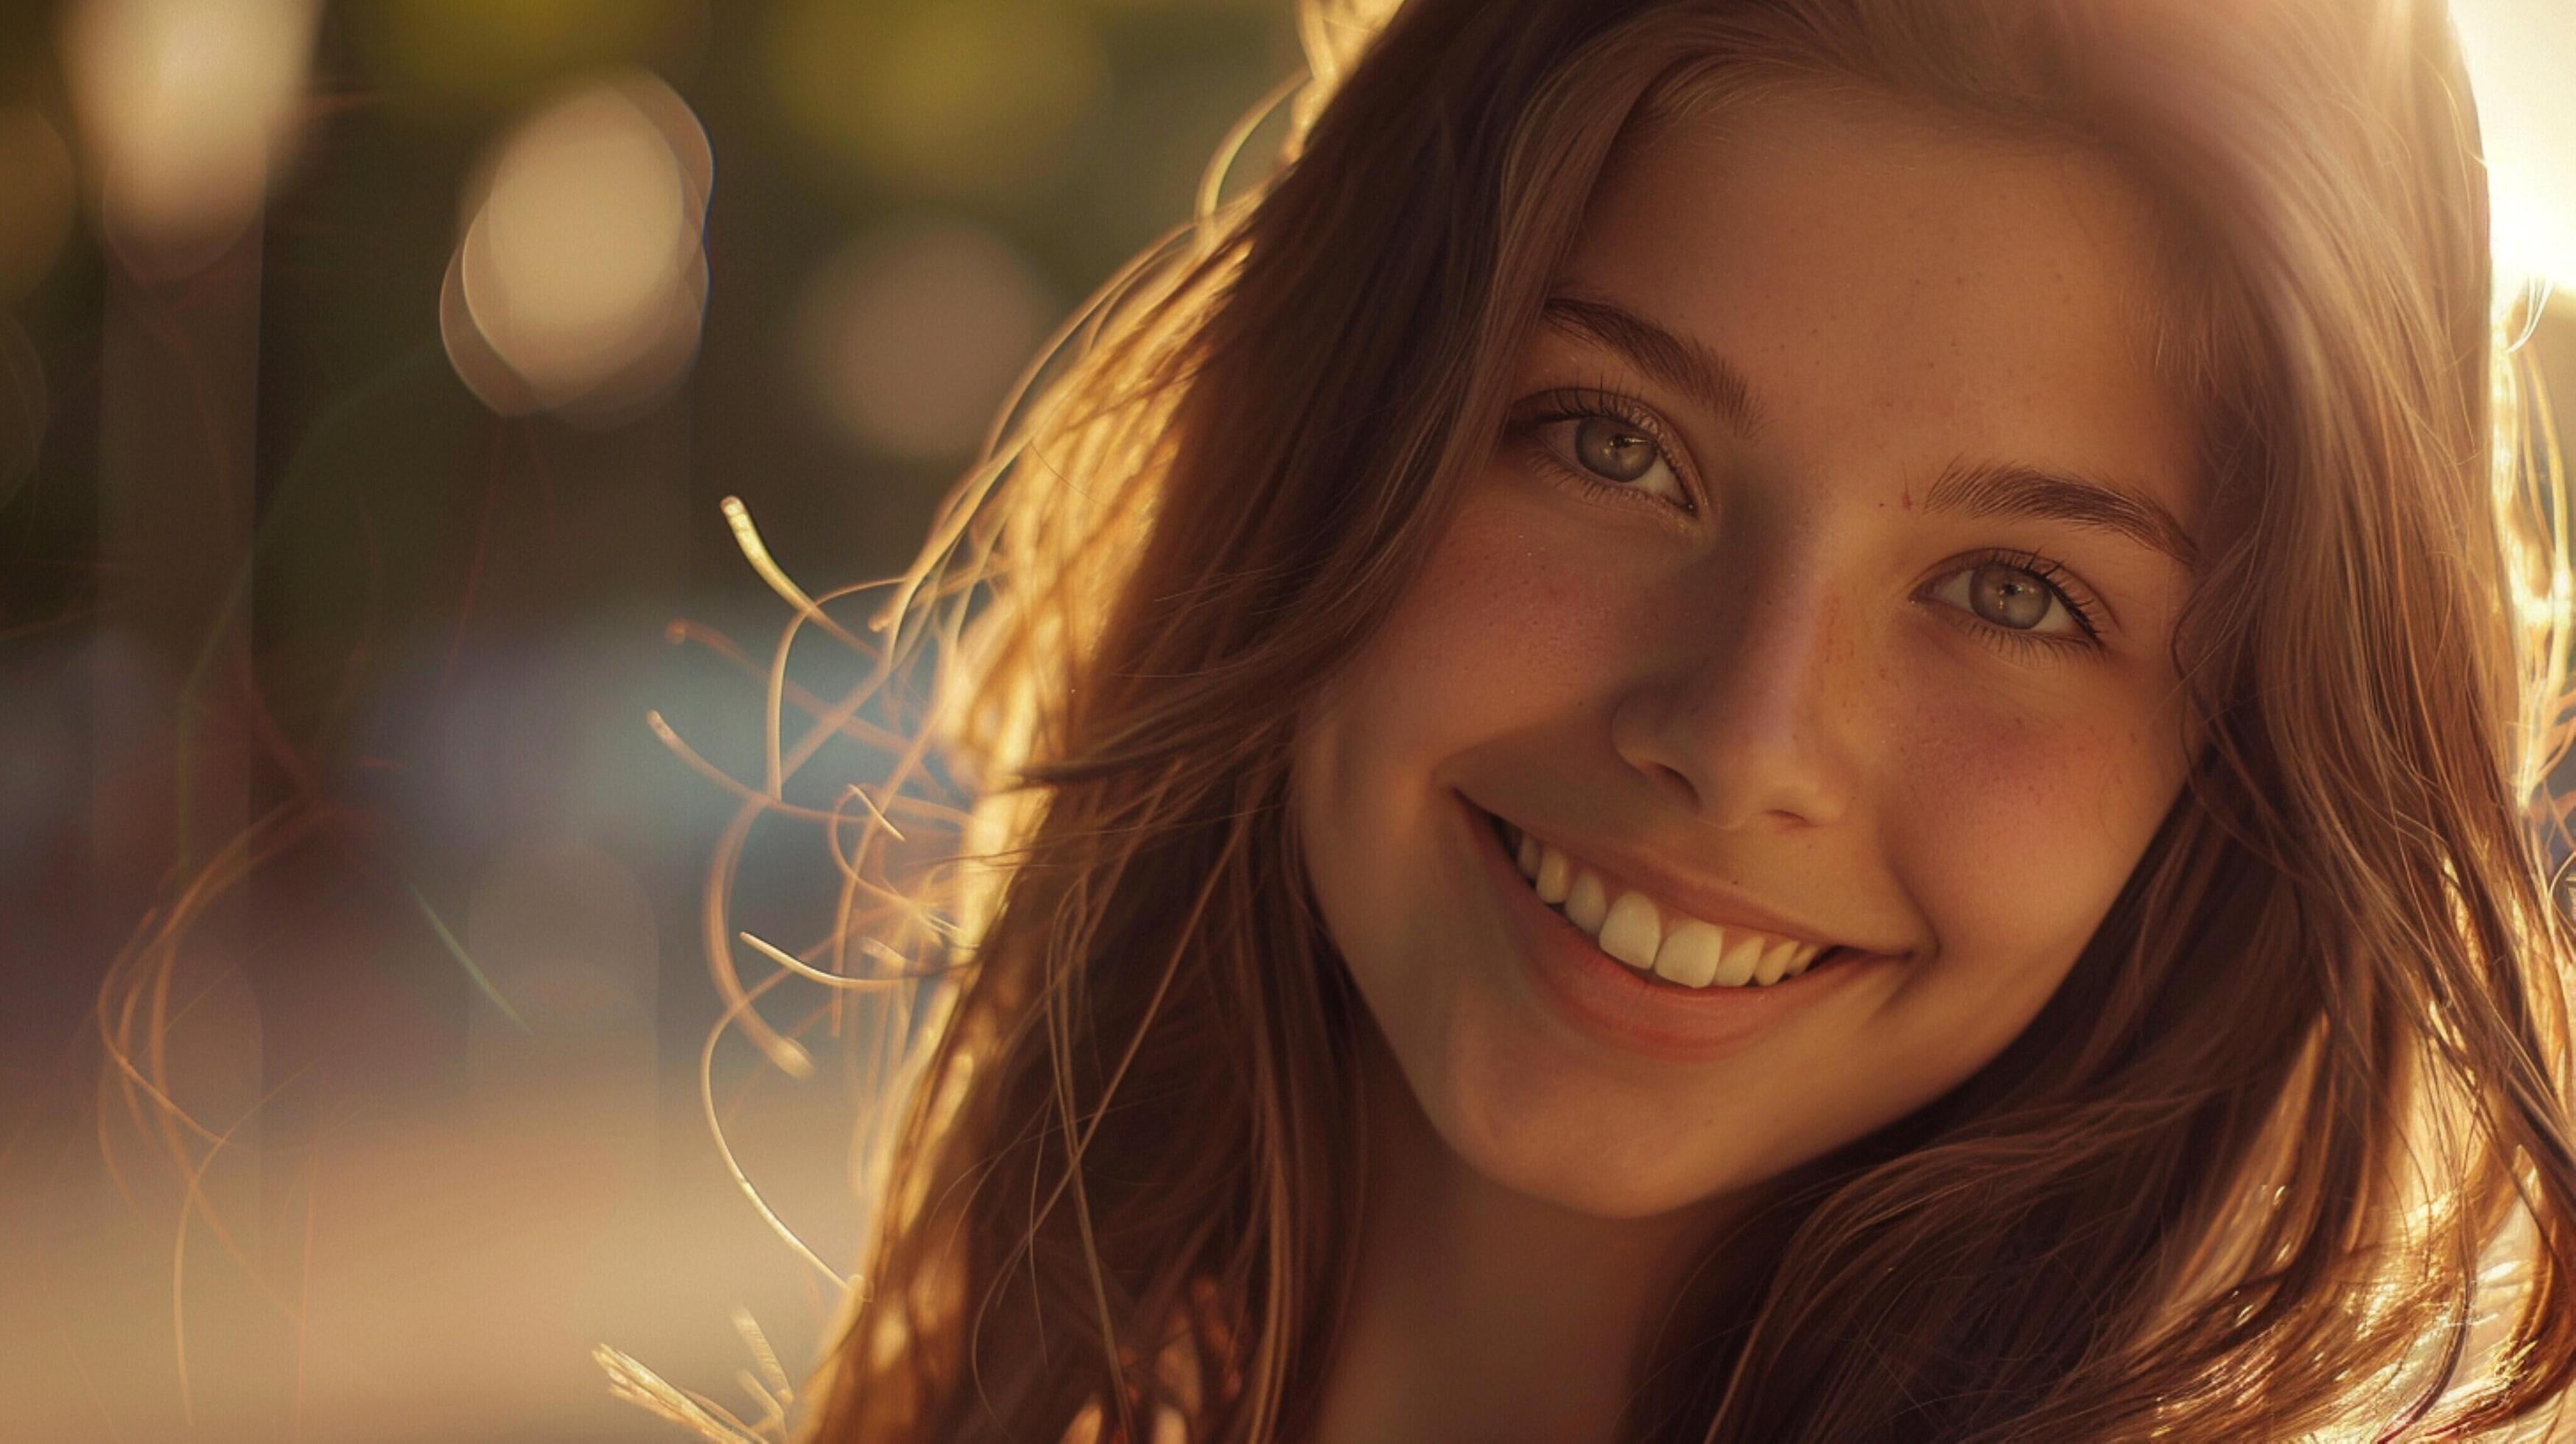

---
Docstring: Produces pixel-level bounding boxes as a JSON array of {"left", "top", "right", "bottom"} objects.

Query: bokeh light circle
[
  {"left": 443, "top": 71, "right": 712, "bottom": 421},
  {"left": 793, "top": 217, "right": 1056, "bottom": 463},
  {"left": 60, "top": 0, "right": 320, "bottom": 276}
]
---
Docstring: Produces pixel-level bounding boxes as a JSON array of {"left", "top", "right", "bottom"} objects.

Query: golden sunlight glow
[
  {"left": 2454, "top": 0, "right": 2576, "bottom": 290},
  {"left": 2486, "top": 281, "right": 2572, "bottom": 808},
  {"left": 443, "top": 72, "right": 711, "bottom": 420},
  {"left": 60, "top": 0, "right": 319, "bottom": 276}
]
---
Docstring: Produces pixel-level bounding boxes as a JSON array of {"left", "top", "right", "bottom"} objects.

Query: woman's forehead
[{"left": 1559, "top": 83, "right": 2209, "bottom": 543}]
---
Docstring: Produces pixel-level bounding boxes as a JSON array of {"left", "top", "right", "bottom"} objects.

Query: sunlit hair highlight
[{"left": 759, "top": 1, "right": 2576, "bottom": 1439}]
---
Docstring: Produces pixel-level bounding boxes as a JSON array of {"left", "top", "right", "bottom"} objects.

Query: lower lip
[{"left": 1457, "top": 791, "right": 1890, "bottom": 1064}]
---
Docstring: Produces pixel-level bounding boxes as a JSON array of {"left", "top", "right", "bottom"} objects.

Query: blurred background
[
  {"left": 0, "top": 1, "right": 2570, "bottom": 1440},
  {"left": 0, "top": 0, "right": 1293, "bottom": 1439}
]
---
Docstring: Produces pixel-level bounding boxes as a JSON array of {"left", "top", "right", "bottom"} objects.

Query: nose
[{"left": 1609, "top": 550, "right": 1859, "bottom": 831}]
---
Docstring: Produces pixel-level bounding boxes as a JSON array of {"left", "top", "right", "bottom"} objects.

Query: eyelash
[
  {"left": 1940, "top": 547, "right": 2109, "bottom": 659},
  {"left": 1509, "top": 385, "right": 1697, "bottom": 514},
  {"left": 1503, "top": 388, "right": 2113, "bottom": 659}
]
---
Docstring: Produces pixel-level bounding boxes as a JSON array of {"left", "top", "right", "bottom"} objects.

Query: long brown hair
[{"left": 792, "top": 0, "right": 2576, "bottom": 1437}]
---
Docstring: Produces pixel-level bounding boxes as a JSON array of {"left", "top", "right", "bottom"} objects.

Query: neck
[{"left": 1304, "top": 1034, "right": 1734, "bottom": 1444}]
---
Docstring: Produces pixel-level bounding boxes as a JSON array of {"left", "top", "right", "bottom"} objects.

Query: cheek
[
  {"left": 1290, "top": 494, "right": 1624, "bottom": 989},
  {"left": 1321, "top": 498, "right": 1629, "bottom": 767},
  {"left": 1885, "top": 675, "right": 2179, "bottom": 994}
]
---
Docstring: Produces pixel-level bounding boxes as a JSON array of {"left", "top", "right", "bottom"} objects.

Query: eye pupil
[
  {"left": 1969, "top": 563, "right": 2051, "bottom": 629},
  {"left": 1573, "top": 415, "right": 1656, "bottom": 483}
]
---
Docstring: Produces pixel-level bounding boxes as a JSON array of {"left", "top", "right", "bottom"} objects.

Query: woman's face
[{"left": 1294, "top": 85, "right": 2205, "bottom": 1219}]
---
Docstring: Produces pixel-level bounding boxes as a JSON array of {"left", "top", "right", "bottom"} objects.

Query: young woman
[{"left": 789, "top": 0, "right": 2576, "bottom": 1437}]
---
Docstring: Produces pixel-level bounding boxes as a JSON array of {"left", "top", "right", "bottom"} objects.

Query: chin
[{"left": 1403, "top": 1037, "right": 1770, "bottom": 1221}]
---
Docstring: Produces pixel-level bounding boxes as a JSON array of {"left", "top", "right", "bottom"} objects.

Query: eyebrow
[
  {"left": 1541, "top": 294, "right": 1772, "bottom": 441},
  {"left": 1538, "top": 292, "right": 2198, "bottom": 572},
  {"left": 1921, "top": 458, "right": 2200, "bottom": 572}
]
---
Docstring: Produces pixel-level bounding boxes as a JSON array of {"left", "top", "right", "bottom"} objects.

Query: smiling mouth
[{"left": 1478, "top": 807, "right": 1850, "bottom": 989}]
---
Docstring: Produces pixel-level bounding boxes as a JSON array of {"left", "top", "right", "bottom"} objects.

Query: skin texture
[{"left": 1293, "top": 85, "right": 2205, "bottom": 1442}]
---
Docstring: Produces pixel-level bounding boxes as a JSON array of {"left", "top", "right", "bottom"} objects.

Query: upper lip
[{"left": 1471, "top": 793, "right": 1903, "bottom": 957}]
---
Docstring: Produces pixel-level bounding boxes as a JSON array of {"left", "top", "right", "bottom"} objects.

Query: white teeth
[
  {"left": 1753, "top": 936, "right": 1794, "bottom": 986},
  {"left": 1710, "top": 930, "right": 1763, "bottom": 987},
  {"left": 1535, "top": 846, "right": 1571, "bottom": 904},
  {"left": 1564, "top": 870, "right": 1609, "bottom": 933},
  {"left": 1596, "top": 892, "right": 1660, "bottom": 969},
  {"left": 1652, "top": 921, "right": 1722, "bottom": 987},
  {"left": 1503, "top": 821, "right": 1842, "bottom": 990}
]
